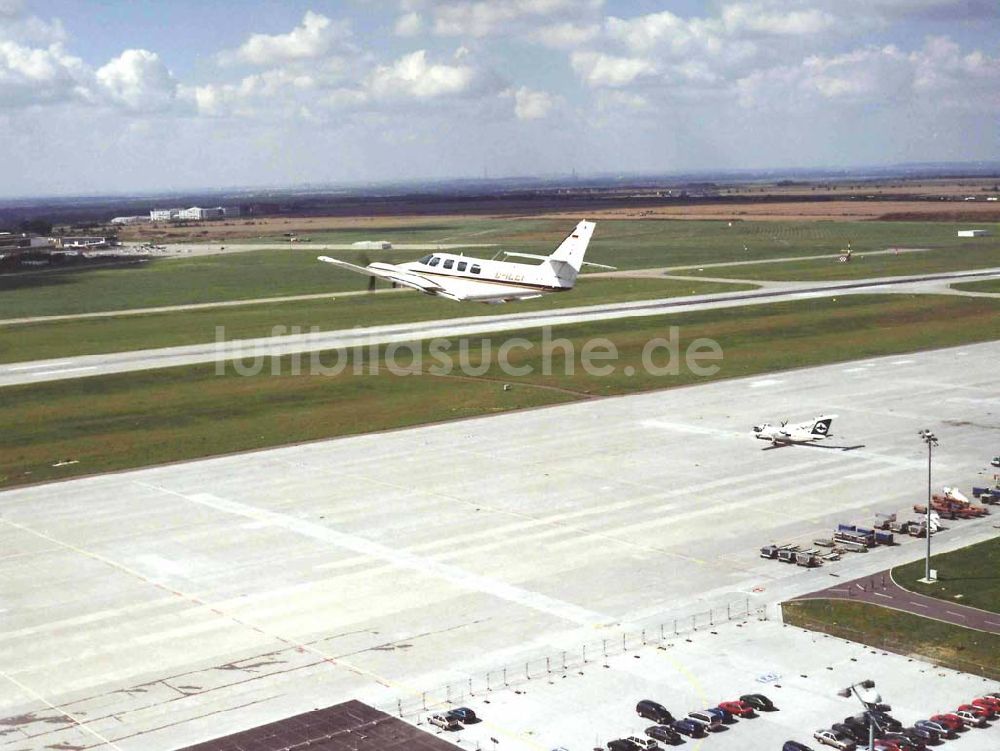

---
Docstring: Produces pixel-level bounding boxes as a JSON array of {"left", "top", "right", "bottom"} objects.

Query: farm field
[
  {"left": 4, "top": 219, "right": 998, "bottom": 318},
  {"left": 0, "top": 277, "right": 754, "bottom": 363},
  {"left": 2, "top": 293, "right": 997, "bottom": 488}
]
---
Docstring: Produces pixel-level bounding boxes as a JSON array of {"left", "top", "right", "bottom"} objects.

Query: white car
[
  {"left": 955, "top": 709, "right": 987, "bottom": 728},
  {"left": 813, "top": 729, "right": 856, "bottom": 750},
  {"left": 428, "top": 713, "right": 461, "bottom": 731},
  {"left": 624, "top": 736, "right": 660, "bottom": 750}
]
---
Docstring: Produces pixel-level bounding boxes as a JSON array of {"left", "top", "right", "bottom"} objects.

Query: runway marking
[
  {"left": 5, "top": 361, "right": 75, "bottom": 371},
  {"left": 909, "top": 601, "right": 929, "bottom": 608},
  {"left": 31, "top": 366, "right": 98, "bottom": 376},
  {"left": 749, "top": 379, "right": 784, "bottom": 388},
  {"left": 945, "top": 610, "right": 967, "bottom": 619},
  {"left": 150, "top": 486, "right": 608, "bottom": 627},
  {"left": 873, "top": 592, "right": 892, "bottom": 599}
]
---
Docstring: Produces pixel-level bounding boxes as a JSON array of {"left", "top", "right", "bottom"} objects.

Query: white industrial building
[
  {"left": 351, "top": 240, "right": 393, "bottom": 250},
  {"left": 957, "top": 229, "right": 991, "bottom": 237},
  {"left": 150, "top": 206, "right": 239, "bottom": 221},
  {"left": 110, "top": 215, "right": 151, "bottom": 225}
]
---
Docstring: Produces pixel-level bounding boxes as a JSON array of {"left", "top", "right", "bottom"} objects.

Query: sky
[{"left": 1, "top": 0, "right": 999, "bottom": 197}]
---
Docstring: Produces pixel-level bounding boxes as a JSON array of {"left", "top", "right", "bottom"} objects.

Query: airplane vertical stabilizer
[{"left": 548, "top": 220, "right": 595, "bottom": 276}]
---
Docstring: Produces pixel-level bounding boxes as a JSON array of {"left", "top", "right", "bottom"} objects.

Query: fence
[{"left": 381, "top": 597, "right": 762, "bottom": 721}]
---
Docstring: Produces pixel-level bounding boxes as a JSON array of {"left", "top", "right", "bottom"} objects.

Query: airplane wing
[{"left": 317, "top": 256, "right": 443, "bottom": 295}]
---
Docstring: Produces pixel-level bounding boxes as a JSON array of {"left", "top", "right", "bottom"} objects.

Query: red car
[
  {"left": 873, "top": 740, "right": 902, "bottom": 751},
  {"left": 718, "top": 700, "right": 756, "bottom": 717},
  {"left": 930, "top": 713, "right": 964, "bottom": 731},
  {"left": 958, "top": 703, "right": 994, "bottom": 719},
  {"left": 972, "top": 696, "right": 1000, "bottom": 712}
]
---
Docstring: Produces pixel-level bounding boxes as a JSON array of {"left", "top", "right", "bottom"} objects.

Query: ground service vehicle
[{"left": 636, "top": 700, "right": 674, "bottom": 725}]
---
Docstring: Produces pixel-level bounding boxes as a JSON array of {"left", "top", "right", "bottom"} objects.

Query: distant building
[
  {"left": 351, "top": 240, "right": 393, "bottom": 250},
  {"left": 58, "top": 236, "right": 112, "bottom": 249},
  {"left": 111, "top": 215, "right": 151, "bottom": 225},
  {"left": 150, "top": 208, "right": 181, "bottom": 221},
  {"left": 957, "top": 229, "right": 991, "bottom": 237},
  {"left": 0, "top": 232, "right": 52, "bottom": 249}
]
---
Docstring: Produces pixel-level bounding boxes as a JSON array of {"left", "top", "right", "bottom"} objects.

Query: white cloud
[
  {"left": 368, "top": 49, "right": 476, "bottom": 99},
  {"left": 219, "top": 11, "right": 350, "bottom": 66},
  {"left": 95, "top": 49, "right": 179, "bottom": 111},
  {"left": 428, "top": 0, "right": 598, "bottom": 37},
  {"left": 721, "top": 3, "right": 835, "bottom": 36},
  {"left": 529, "top": 21, "right": 600, "bottom": 49},
  {"left": 571, "top": 51, "right": 655, "bottom": 88},
  {"left": 511, "top": 86, "right": 553, "bottom": 119},
  {"left": 0, "top": 40, "right": 88, "bottom": 106},
  {"left": 394, "top": 11, "right": 423, "bottom": 37}
]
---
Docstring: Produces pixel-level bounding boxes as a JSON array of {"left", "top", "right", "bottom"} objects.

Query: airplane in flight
[
  {"left": 317, "top": 220, "right": 612, "bottom": 303},
  {"left": 753, "top": 415, "right": 837, "bottom": 447}
]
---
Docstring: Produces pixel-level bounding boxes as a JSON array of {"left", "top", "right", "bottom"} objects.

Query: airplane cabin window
[
  {"left": 457, "top": 261, "right": 467, "bottom": 271},
  {"left": 429, "top": 256, "right": 440, "bottom": 266},
  {"left": 443, "top": 259, "right": 454, "bottom": 269},
  {"left": 470, "top": 264, "right": 481, "bottom": 274},
  {"left": 418, "top": 255, "right": 432, "bottom": 265}
]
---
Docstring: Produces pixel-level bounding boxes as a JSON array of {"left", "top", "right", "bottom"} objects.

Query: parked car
[
  {"left": 914, "top": 719, "right": 954, "bottom": 739},
  {"left": 958, "top": 702, "right": 994, "bottom": 718},
  {"left": 608, "top": 740, "right": 642, "bottom": 751},
  {"left": 831, "top": 722, "right": 866, "bottom": 743},
  {"left": 972, "top": 696, "right": 1000, "bottom": 712},
  {"left": 871, "top": 740, "right": 901, "bottom": 751},
  {"left": 706, "top": 706, "right": 734, "bottom": 724},
  {"left": 954, "top": 709, "right": 987, "bottom": 728},
  {"left": 636, "top": 700, "right": 674, "bottom": 725},
  {"left": 882, "top": 732, "right": 925, "bottom": 751},
  {"left": 741, "top": 693, "right": 776, "bottom": 711},
  {"left": 783, "top": 743, "right": 814, "bottom": 751},
  {"left": 719, "top": 699, "right": 755, "bottom": 717},
  {"left": 842, "top": 716, "right": 882, "bottom": 739},
  {"left": 870, "top": 711, "right": 903, "bottom": 732},
  {"left": 687, "top": 710, "right": 722, "bottom": 731},
  {"left": 671, "top": 719, "right": 703, "bottom": 737},
  {"left": 813, "top": 729, "right": 857, "bottom": 750},
  {"left": 645, "top": 725, "right": 680, "bottom": 745},
  {"left": 428, "top": 713, "right": 462, "bottom": 731},
  {"left": 623, "top": 737, "right": 659, "bottom": 750},
  {"left": 930, "top": 713, "right": 964, "bottom": 731},
  {"left": 901, "top": 725, "right": 938, "bottom": 744},
  {"left": 445, "top": 707, "right": 477, "bottom": 723}
]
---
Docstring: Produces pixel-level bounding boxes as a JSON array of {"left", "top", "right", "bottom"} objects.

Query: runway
[
  {"left": 2, "top": 267, "right": 997, "bottom": 388},
  {"left": 0, "top": 342, "right": 997, "bottom": 749}
]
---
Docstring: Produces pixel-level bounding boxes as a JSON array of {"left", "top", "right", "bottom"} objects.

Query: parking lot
[{"left": 437, "top": 618, "right": 999, "bottom": 751}]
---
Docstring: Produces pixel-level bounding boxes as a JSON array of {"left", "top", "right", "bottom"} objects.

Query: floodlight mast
[
  {"left": 838, "top": 679, "right": 883, "bottom": 751},
  {"left": 918, "top": 430, "right": 939, "bottom": 582}
]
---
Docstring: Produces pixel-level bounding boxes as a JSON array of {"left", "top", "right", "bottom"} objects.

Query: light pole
[
  {"left": 837, "top": 679, "right": 887, "bottom": 751},
  {"left": 918, "top": 430, "right": 938, "bottom": 583}
]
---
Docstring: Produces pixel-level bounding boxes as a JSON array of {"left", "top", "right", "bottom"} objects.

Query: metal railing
[{"left": 382, "top": 597, "right": 761, "bottom": 720}]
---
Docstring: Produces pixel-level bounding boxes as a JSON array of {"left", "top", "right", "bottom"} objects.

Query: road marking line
[
  {"left": 873, "top": 592, "right": 892, "bottom": 599},
  {"left": 909, "top": 601, "right": 929, "bottom": 608},
  {"left": 945, "top": 611, "right": 967, "bottom": 619},
  {"left": 32, "top": 366, "right": 98, "bottom": 376}
]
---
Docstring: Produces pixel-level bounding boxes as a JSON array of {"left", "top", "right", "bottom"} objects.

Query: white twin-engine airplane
[
  {"left": 317, "top": 220, "right": 612, "bottom": 303},
  {"left": 753, "top": 415, "right": 837, "bottom": 446}
]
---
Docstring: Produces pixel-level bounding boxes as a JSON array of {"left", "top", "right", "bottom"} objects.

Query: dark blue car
[
  {"left": 782, "top": 742, "right": 814, "bottom": 751},
  {"left": 706, "top": 706, "right": 734, "bottom": 724},
  {"left": 671, "top": 718, "right": 703, "bottom": 737}
]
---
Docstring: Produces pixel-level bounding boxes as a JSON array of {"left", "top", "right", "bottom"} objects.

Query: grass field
[
  {"left": 783, "top": 599, "right": 1000, "bottom": 680},
  {"left": 2, "top": 293, "right": 996, "bottom": 488},
  {"left": 670, "top": 243, "right": 1000, "bottom": 281},
  {"left": 0, "top": 277, "right": 754, "bottom": 363},
  {"left": 893, "top": 537, "right": 1000, "bottom": 614},
  {"left": 4, "top": 219, "right": 998, "bottom": 318},
  {"left": 952, "top": 278, "right": 1000, "bottom": 293}
]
